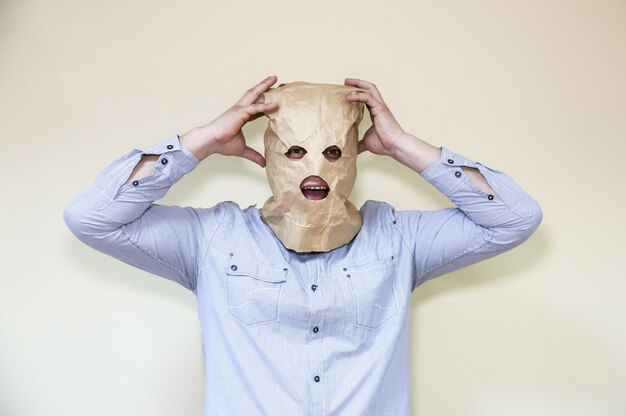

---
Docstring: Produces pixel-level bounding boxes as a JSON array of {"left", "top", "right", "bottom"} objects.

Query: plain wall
[{"left": 1, "top": 0, "right": 625, "bottom": 415}]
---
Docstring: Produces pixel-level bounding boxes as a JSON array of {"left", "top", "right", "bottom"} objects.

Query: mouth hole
[{"left": 299, "top": 176, "right": 330, "bottom": 201}]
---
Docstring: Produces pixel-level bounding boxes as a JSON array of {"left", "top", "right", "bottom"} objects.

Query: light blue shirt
[{"left": 64, "top": 135, "right": 542, "bottom": 415}]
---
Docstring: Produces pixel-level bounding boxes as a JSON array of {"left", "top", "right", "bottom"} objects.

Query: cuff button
[
  {"left": 166, "top": 144, "right": 174, "bottom": 150},
  {"left": 447, "top": 158, "right": 454, "bottom": 164}
]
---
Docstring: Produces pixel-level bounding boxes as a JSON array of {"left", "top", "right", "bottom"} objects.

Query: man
[{"left": 64, "top": 76, "right": 542, "bottom": 415}]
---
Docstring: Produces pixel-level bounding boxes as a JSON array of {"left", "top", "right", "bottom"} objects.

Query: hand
[
  {"left": 180, "top": 75, "right": 279, "bottom": 166},
  {"left": 344, "top": 78, "right": 407, "bottom": 157}
]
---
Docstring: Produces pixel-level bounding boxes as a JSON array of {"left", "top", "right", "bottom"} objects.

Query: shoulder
[
  {"left": 206, "top": 201, "right": 248, "bottom": 222},
  {"left": 359, "top": 200, "right": 398, "bottom": 227},
  {"left": 205, "top": 202, "right": 268, "bottom": 231},
  {"left": 182, "top": 201, "right": 248, "bottom": 230},
  {"left": 346, "top": 200, "right": 407, "bottom": 257},
  {"left": 357, "top": 200, "right": 430, "bottom": 251}
]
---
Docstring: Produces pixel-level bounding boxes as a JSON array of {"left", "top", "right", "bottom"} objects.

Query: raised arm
[
  {"left": 345, "top": 78, "right": 494, "bottom": 191},
  {"left": 64, "top": 76, "right": 279, "bottom": 291},
  {"left": 125, "top": 76, "right": 279, "bottom": 184},
  {"left": 345, "top": 78, "right": 542, "bottom": 287}
]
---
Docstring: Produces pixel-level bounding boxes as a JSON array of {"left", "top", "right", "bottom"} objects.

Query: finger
[
  {"left": 238, "top": 75, "right": 278, "bottom": 106},
  {"left": 344, "top": 78, "right": 385, "bottom": 103},
  {"left": 346, "top": 90, "right": 384, "bottom": 111},
  {"left": 230, "top": 102, "right": 277, "bottom": 126},
  {"left": 244, "top": 102, "right": 278, "bottom": 117},
  {"left": 240, "top": 146, "right": 266, "bottom": 167}
]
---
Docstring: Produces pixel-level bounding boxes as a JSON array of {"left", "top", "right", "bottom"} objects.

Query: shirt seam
[
  {"left": 197, "top": 202, "right": 228, "bottom": 283},
  {"left": 393, "top": 216, "right": 416, "bottom": 258},
  {"left": 372, "top": 201, "right": 419, "bottom": 288},
  {"left": 120, "top": 224, "right": 191, "bottom": 288}
]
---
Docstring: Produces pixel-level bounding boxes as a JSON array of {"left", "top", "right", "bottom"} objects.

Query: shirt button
[
  {"left": 161, "top": 158, "right": 168, "bottom": 165},
  {"left": 487, "top": 194, "right": 494, "bottom": 200},
  {"left": 455, "top": 171, "right": 462, "bottom": 178},
  {"left": 311, "top": 284, "right": 318, "bottom": 292},
  {"left": 230, "top": 264, "right": 238, "bottom": 271},
  {"left": 166, "top": 144, "right": 174, "bottom": 150},
  {"left": 132, "top": 180, "right": 139, "bottom": 186},
  {"left": 314, "top": 375, "right": 320, "bottom": 382},
  {"left": 313, "top": 326, "right": 319, "bottom": 333},
  {"left": 447, "top": 158, "right": 454, "bottom": 164}
]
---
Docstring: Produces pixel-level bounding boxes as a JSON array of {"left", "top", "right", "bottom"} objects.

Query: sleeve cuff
[
  {"left": 145, "top": 135, "right": 200, "bottom": 185},
  {"left": 101, "top": 135, "right": 200, "bottom": 200},
  {"left": 420, "top": 147, "right": 478, "bottom": 195}
]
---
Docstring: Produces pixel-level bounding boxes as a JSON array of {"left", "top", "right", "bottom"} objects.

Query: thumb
[
  {"left": 357, "top": 126, "right": 377, "bottom": 154},
  {"left": 357, "top": 138, "right": 369, "bottom": 154},
  {"left": 240, "top": 146, "right": 266, "bottom": 167}
]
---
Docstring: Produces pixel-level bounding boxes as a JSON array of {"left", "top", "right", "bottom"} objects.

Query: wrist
[
  {"left": 388, "top": 133, "right": 441, "bottom": 174},
  {"left": 386, "top": 132, "right": 416, "bottom": 159},
  {"left": 179, "top": 125, "right": 220, "bottom": 161}
]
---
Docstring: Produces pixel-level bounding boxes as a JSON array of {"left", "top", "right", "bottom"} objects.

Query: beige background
[{"left": 1, "top": 0, "right": 625, "bottom": 415}]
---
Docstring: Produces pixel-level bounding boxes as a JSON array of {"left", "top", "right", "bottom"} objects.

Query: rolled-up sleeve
[
  {"left": 396, "top": 147, "right": 543, "bottom": 289},
  {"left": 64, "top": 135, "right": 221, "bottom": 292}
]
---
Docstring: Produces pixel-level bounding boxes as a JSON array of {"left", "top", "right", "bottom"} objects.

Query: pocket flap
[
  {"left": 226, "top": 255, "right": 287, "bottom": 283},
  {"left": 343, "top": 255, "right": 395, "bottom": 274}
]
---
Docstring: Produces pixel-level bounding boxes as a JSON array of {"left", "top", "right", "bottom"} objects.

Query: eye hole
[
  {"left": 323, "top": 145, "right": 342, "bottom": 161},
  {"left": 285, "top": 146, "right": 307, "bottom": 160}
]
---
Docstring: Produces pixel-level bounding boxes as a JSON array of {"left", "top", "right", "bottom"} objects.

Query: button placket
[
  {"left": 309, "top": 362, "right": 326, "bottom": 415},
  {"left": 305, "top": 259, "right": 325, "bottom": 415}
]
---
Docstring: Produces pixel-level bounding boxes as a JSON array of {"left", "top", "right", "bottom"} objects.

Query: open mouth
[{"left": 300, "top": 176, "right": 330, "bottom": 201}]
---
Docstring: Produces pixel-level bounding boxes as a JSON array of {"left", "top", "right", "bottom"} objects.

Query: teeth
[{"left": 303, "top": 186, "right": 328, "bottom": 190}]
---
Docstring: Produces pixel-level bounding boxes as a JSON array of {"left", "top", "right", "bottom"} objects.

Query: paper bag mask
[{"left": 258, "top": 82, "right": 365, "bottom": 252}]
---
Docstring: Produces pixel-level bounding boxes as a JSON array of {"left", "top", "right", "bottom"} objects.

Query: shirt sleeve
[
  {"left": 394, "top": 147, "right": 543, "bottom": 290},
  {"left": 63, "top": 135, "right": 224, "bottom": 292}
]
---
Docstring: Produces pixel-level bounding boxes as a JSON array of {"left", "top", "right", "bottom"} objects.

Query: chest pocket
[
  {"left": 226, "top": 254, "right": 287, "bottom": 326},
  {"left": 344, "top": 256, "right": 398, "bottom": 329}
]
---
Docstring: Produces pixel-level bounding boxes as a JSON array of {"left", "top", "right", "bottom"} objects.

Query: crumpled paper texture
[{"left": 258, "top": 82, "right": 365, "bottom": 252}]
